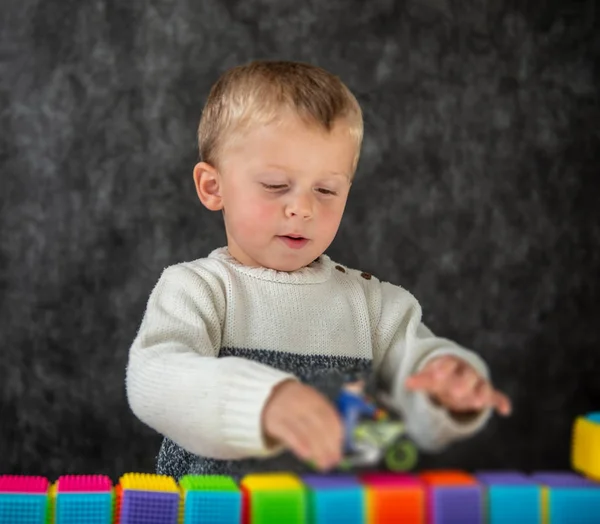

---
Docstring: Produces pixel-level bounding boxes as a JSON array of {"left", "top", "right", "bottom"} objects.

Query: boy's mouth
[{"left": 278, "top": 235, "right": 309, "bottom": 249}]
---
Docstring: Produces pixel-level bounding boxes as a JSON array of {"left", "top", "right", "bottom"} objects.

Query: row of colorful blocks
[{"left": 1, "top": 470, "right": 599, "bottom": 524}]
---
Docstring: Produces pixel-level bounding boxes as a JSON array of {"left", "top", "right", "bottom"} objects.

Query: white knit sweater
[{"left": 126, "top": 247, "right": 491, "bottom": 475}]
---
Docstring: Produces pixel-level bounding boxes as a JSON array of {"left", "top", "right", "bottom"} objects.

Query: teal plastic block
[
  {"left": 477, "top": 472, "right": 541, "bottom": 524},
  {"left": 532, "top": 472, "right": 600, "bottom": 524},
  {"left": 303, "top": 475, "right": 364, "bottom": 524},
  {"left": 55, "top": 492, "right": 113, "bottom": 524},
  {"left": 0, "top": 493, "right": 48, "bottom": 524}
]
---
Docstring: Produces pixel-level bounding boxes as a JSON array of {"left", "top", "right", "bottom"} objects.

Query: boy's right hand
[{"left": 261, "top": 379, "right": 343, "bottom": 471}]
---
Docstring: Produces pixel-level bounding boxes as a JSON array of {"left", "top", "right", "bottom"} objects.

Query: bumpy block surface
[
  {"left": 241, "top": 473, "right": 306, "bottom": 524},
  {"left": 54, "top": 475, "right": 113, "bottom": 524},
  {"left": 0, "top": 475, "right": 49, "bottom": 524},
  {"left": 420, "top": 470, "right": 483, "bottom": 524},
  {"left": 360, "top": 472, "right": 424, "bottom": 524},
  {"left": 118, "top": 473, "right": 180, "bottom": 524},
  {"left": 572, "top": 412, "right": 600, "bottom": 481},
  {"left": 302, "top": 474, "right": 364, "bottom": 524},
  {"left": 477, "top": 471, "right": 541, "bottom": 524},
  {"left": 531, "top": 472, "right": 600, "bottom": 524},
  {"left": 180, "top": 475, "right": 241, "bottom": 524}
]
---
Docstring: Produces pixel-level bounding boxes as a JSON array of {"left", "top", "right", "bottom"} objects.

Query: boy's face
[{"left": 200, "top": 114, "right": 356, "bottom": 272}]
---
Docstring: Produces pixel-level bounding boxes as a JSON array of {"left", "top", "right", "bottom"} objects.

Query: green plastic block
[
  {"left": 251, "top": 489, "right": 306, "bottom": 524},
  {"left": 180, "top": 475, "right": 238, "bottom": 492}
]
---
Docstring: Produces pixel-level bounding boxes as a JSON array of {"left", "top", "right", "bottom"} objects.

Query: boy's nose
[{"left": 285, "top": 193, "right": 313, "bottom": 219}]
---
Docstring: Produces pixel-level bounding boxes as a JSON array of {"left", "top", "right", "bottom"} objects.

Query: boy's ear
[{"left": 193, "top": 162, "right": 223, "bottom": 211}]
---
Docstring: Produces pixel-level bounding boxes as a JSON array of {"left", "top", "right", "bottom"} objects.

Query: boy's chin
[{"left": 263, "top": 252, "right": 322, "bottom": 273}]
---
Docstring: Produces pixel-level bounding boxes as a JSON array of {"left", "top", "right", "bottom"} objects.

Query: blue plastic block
[
  {"left": 184, "top": 491, "right": 241, "bottom": 524},
  {"left": 55, "top": 492, "right": 113, "bottom": 524},
  {"left": 0, "top": 493, "right": 47, "bottom": 524},
  {"left": 531, "top": 472, "right": 600, "bottom": 524},
  {"left": 120, "top": 489, "right": 179, "bottom": 524},
  {"left": 302, "top": 475, "right": 364, "bottom": 524},
  {"left": 477, "top": 471, "right": 541, "bottom": 524},
  {"left": 431, "top": 485, "right": 483, "bottom": 524}
]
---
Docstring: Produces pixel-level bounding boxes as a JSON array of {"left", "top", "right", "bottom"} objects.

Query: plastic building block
[
  {"left": 54, "top": 475, "right": 113, "bottom": 524},
  {"left": 420, "top": 470, "right": 483, "bottom": 524},
  {"left": 360, "top": 472, "right": 424, "bottom": 524},
  {"left": 179, "top": 475, "right": 241, "bottom": 524},
  {"left": 531, "top": 472, "right": 600, "bottom": 524},
  {"left": 240, "top": 473, "right": 306, "bottom": 524},
  {"left": 117, "top": 473, "right": 180, "bottom": 524},
  {"left": 302, "top": 474, "right": 364, "bottom": 524},
  {"left": 572, "top": 412, "right": 600, "bottom": 481},
  {"left": 361, "top": 473, "right": 423, "bottom": 523},
  {"left": 476, "top": 471, "right": 541, "bottom": 524},
  {"left": 0, "top": 475, "right": 49, "bottom": 524}
]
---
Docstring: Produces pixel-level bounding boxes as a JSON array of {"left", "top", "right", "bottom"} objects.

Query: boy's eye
[
  {"left": 261, "top": 183, "right": 288, "bottom": 191},
  {"left": 317, "top": 188, "right": 337, "bottom": 196}
]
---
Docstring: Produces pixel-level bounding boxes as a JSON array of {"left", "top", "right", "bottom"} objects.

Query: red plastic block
[
  {"left": 57, "top": 474, "right": 112, "bottom": 492},
  {"left": 0, "top": 475, "right": 49, "bottom": 494}
]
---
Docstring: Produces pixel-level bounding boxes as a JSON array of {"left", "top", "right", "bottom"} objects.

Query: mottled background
[{"left": 1, "top": 0, "right": 599, "bottom": 480}]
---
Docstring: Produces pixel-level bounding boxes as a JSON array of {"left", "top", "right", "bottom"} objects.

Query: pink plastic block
[
  {"left": 57, "top": 474, "right": 112, "bottom": 492},
  {"left": 0, "top": 475, "right": 49, "bottom": 493}
]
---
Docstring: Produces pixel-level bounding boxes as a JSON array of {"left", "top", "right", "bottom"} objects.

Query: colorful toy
[
  {"left": 419, "top": 470, "right": 483, "bottom": 524},
  {"left": 572, "top": 412, "right": 600, "bottom": 481},
  {"left": 360, "top": 472, "right": 424, "bottom": 523},
  {"left": 1, "top": 469, "right": 600, "bottom": 523},
  {"left": 240, "top": 473, "right": 306, "bottom": 524},
  {"left": 0, "top": 475, "right": 49, "bottom": 524},
  {"left": 117, "top": 473, "right": 179, "bottom": 524},
  {"left": 54, "top": 475, "right": 113, "bottom": 524},
  {"left": 336, "top": 380, "right": 419, "bottom": 473},
  {"left": 180, "top": 475, "right": 241, "bottom": 524},
  {"left": 531, "top": 472, "right": 600, "bottom": 524},
  {"left": 476, "top": 471, "right": 542, "bottom": 524},
  {"left": 302, "top": 474, "right": 364, "bottom": 524}
]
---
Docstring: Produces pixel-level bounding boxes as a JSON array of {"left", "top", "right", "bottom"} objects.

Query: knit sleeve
[
  {"left": 372, "top": 280, "right": 492, "bottom": 452},
  {"left": 125, "top": 264, "right": 295, "bottom": 459}
]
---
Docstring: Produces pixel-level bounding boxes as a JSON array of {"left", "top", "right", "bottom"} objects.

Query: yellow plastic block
[
  {"left": 572, "top": 414, "right": 600, "bottom": 480},
  {"left": 241, "top": 472, "right": 303, "bottom": 491},
  {"left": 119, "top": 473, "right": 179, "bottom": 492}
]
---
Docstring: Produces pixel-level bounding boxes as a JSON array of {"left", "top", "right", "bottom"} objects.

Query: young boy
[{"left": 125, "top": 60, "right": 511, "bottom": 480}]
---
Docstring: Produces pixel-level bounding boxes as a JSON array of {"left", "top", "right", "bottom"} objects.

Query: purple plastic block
[
  {"left": 530, "top": 472, "right": 600, "bottom": 488},
  {"left": 430, "top": 485, "right": 483, "bottom": 524},
  {"left": 120, "top": 489, "right": 179, "bottom": 524},
  {"left": 476, "top": 471, "right": 538, "bottom": 485},
  {"left": 302, "top": 475, "right": 359, "bottom": 489}
]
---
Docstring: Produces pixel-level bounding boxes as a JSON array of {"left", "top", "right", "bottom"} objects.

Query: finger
[
  {"left": 492, "top": 390, "right": 512, "bottom": 416},
  {"left": 273, "top": 420, "right": 312, "bottom": 462},
  {"left": 405, "top": 371, "right": 437, "bottom": 391},
  {"left": 314, "top": 409, "right": 344, "bottom": 469},
  {"left": 299, "top": 407, "right": 342, "bottom": 470}
]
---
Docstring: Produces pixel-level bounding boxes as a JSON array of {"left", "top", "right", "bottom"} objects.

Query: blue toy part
[{"left": 336, "top": 390, "right": 379, "bottom": 451}]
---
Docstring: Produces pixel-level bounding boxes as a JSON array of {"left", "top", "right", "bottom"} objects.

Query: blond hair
[{"left": 198, "top": 60, "right": 363, "bottom": 171}]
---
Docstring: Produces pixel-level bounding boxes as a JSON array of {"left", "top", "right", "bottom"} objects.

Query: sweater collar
[{"left": 208, "top": 247, "right": 333, "bottom": 284}]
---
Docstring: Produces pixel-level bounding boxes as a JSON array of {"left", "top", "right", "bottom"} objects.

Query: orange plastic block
[
  {"left": 360, "top": 472, "right": 425, "bottom": 524},
  {"left": 419, "top": 470, "right": 479, "bottom": 486}
]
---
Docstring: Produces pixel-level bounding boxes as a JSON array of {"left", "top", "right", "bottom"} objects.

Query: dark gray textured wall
[{"left": 1, "top": 0, "right": 599, "bottom": 479}]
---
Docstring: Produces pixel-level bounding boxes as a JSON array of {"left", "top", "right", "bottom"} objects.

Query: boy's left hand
[{"left": 405, "top": 355, "right": 512, "bottom": 417}]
